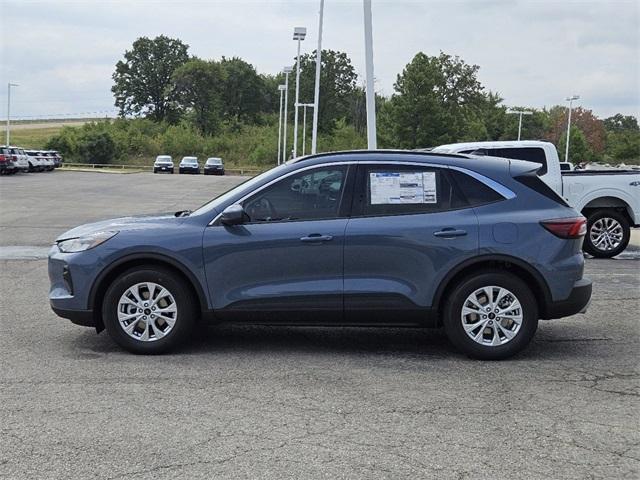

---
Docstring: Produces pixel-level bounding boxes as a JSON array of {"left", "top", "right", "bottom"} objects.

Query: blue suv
[{"left": 48, "top": 151, "right": 592, "bottom": 359}]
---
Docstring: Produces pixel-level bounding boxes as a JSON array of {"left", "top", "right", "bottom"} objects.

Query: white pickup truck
[{"left": 432, "top": 140, "right": 640, "bottom": 258}]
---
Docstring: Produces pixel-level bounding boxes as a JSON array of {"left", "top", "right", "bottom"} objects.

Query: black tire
[
  {"left": 102, "top": 267, "right": 197, "bottom": 354},
  {"left": 443, "top": 271, "right": 538, "bottom": 360},
  {"left": 583, "top": 209, "right": 630, "bottom": 258}
]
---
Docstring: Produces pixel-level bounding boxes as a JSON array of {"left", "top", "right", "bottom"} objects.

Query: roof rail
[{"left": 289, "top": 148, "right": 469, "bottom": 163}]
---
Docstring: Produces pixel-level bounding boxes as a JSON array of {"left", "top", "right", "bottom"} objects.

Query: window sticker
[{"left": 369, "top": 171, "right": 437, "bottom": 204}]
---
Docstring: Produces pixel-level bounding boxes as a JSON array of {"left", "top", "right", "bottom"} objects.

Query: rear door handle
[
  {"left": 300, "top": 234, "right": 334, "bottom": 243},
  {"left": 433, "top": 228, "right": 467, "bottom": 238}
]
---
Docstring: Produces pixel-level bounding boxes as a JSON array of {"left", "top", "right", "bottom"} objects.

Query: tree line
[{"left": 48, "top": 35, "right": 639, "bottom": 165}]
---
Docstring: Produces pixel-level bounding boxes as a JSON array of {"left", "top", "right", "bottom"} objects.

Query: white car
[
  {"left": 12, "top": 147, "right": 31, "bottom": 173},
  {"left": 153, "top": 155, "right": 174, "bottom": 174},
  {"left": 432, "top": 140, "right": 640, "bottom": 258},
  {"left": 179, "top": 156, "right": 200, "bottom": 174},
  {"left": 25, "top": 150, "right": 47, "bottom": 172}
]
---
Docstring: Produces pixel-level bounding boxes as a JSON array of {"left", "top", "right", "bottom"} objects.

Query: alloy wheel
[
  {"left": 589, "top": 217, "right": 623, "bottom": 252},
  {"left": 460, "top": 286, "right": 523, "bottom": 346},
  {"left": 117, "top": 282, "right": 178, "bottom": 342}
]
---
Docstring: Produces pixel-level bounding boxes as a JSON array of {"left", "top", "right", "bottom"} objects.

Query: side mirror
[{"left": 221, "top": 204, "right": 245, "bottom": 226}]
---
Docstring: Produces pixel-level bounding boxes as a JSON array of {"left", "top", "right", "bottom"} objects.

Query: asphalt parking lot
[{"left": 1, "top": 171, "right": 639, "bottom": 479}]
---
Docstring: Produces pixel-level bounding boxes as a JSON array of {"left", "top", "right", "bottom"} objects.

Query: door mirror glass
[{"left": 221, "top": 204, "right": 246, "bottom": 225}]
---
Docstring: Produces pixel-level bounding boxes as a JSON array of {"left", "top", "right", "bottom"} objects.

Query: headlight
[{"left": 57, "top": 231, "right": 118, "bottom": 253}]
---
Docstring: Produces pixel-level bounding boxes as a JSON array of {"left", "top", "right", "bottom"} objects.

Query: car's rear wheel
[
  {"left": 583, "top": 209, "right": 630, "bottom": 258},
  {"left": 443, "top": 271, "right": 538, "bottom": 360},
  {"left": 102, "top": 267, "right": 196, "bottom": 354}
]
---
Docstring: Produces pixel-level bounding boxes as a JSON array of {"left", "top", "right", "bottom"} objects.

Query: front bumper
[
  {"left": 204, "top": 167, "right": 224, "bottom": 175},
  {"left": 544, "top": 278, "right": 592, "bottom": 319}
]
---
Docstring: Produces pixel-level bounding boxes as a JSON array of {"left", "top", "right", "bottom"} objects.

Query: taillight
[{"left": 541, "top": 217, "right": 587, "bottom": 239}]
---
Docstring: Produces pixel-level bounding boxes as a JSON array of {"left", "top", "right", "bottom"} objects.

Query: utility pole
[
  {"left": 292, "top": 27, "right": 307, "bottom": 158},
  {"left": 506, "top": 109, "right": 533, "bottom": 141},
  {"left": 311, "top": 0, "right": 324, "bottom": 155},
  {"left": 277, "top": 85, "right": 286, "bottom": 165},
  {"left": 6, "top": 83, "right": 18, "bottom": 146},
  {"left": 282, "top": 66, "right": 293, "bottom": 164},
  {"left": 298, "top": 103, "right": 314, "bottom": 156},
  {"left": 565, "top": 95, "right": 580, "bottom": 163},
  {"left": 363, "top": 0, "right": 377, "bottom": 149}
]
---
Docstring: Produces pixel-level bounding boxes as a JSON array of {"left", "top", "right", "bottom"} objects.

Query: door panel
[
  {"left": 203, "top": 219, "right": 347, "bottom": 322},
  {"left": 344, "top": 163, "right": 479, "bottom": 325}
]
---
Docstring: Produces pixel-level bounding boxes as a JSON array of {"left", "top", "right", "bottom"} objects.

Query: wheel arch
[
  {"left": 578, "top": 193, "right": 635, "bottom": 226},
  {"left": 89, "top": 253, "right": 209, "bottom": 332},
  {"left": 433, "top": 254, "right": 553, "bottom": 324}
]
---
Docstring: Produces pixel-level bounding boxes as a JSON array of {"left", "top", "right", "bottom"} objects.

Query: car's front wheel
[
  {"left": 102, "top": 267, "right": 197, "bottom": 354},
  {"left": 583, "top": 209, "right": 630, "bottom": 258},
  {"left": 443, "top": 271, "right": 538, "bottom": 360}
]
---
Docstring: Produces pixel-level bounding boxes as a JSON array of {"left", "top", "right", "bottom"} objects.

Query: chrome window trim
[{"left": 208, "top": 159, "right": 515, "bottom": 225}]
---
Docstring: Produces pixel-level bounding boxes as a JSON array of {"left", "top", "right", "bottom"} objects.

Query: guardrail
[{"left": 60, "top": 163, "right": 264, "bottom": 176}]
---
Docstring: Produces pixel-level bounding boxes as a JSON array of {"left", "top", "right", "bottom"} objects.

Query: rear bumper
[
  {"left": 544, "top": 278, "right": 592, "bottom": 319},
  {"left": 51, "top": 305, "right": 95, "bottom": 327}
]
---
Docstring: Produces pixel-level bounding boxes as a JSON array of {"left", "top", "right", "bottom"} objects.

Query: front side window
[
  {"left": 243, "top": 166, "right": 348, "bottom": 223},
  {"left": 359, "top": 165, "right": 465, "bottom": 217}
]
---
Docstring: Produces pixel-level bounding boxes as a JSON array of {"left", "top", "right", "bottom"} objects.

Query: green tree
[
  {"left": 112, "top": 35, "right": 190, "bottom": 122},
  {"left": 77, "top": 131, "right": 117, "bottom": 164},
  {"left": 378, "top": 52, "right": 486, "bottom": 149},
  {"left": 220, "top": 57, "right": 265, "bottom": 123},
  {"left": 172, "top": 59, "right": 225, "bottom": 135},
  {"left": 603, "top": 114, "right": 639, "bottom": 132},
  {"left": 558, "top": 126, "right": 593, "bottom": 164},
  {"left": 294, "top": 50, "right": 358, "bottom": 134}
]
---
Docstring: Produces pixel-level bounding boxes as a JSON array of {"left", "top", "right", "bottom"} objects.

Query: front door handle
[
  {"left": 300, "top": 234, "right": 334, "bottom": 243},
  {"left": 433, "top": 228, "right": 467, "bottom": 238}
]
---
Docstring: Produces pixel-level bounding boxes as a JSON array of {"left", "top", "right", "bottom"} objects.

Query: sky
[{"left": 0, "top": 0, "right": 638, "bottom": 120}]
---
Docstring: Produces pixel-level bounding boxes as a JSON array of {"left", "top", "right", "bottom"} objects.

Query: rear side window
[
  {"left": 487, "top": 147, "right": 548, "bottom": 175},
  {"left": 515, "top": 173, "right": 569, "bottom": 206},
  {"left": 448, "top": 170, "right": 505, "bottom": 206},
  {"left": 358, "top": 165, "right": 464, "bottom": 216}
]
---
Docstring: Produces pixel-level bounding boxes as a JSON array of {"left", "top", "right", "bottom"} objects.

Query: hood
[{"left": 56, "top": 213, "right": 181, "bottom": 241}]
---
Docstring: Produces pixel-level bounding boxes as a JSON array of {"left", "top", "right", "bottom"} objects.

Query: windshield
[
  {"left": 156, "top": 156, "right": 171, "bottom": 162},
  {"left": 191, "top": 164, "right": 286, "bottom": 216},
  {"left": 182, "top": 157, "right": 197, "bottom": 163},
  {"left": 207, "top": 158, "right": 222, "bottom": 165}
]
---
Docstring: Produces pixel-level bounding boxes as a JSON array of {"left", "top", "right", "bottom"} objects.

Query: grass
[{"left": 8, "top": 127, "right": 68, "bottom": 149}]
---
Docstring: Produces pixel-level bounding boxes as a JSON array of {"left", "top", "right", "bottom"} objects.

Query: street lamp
[
  {"left": 363, "top": 0, "right": 377, "bottom": 149},
  {"left": 311, "top": 0, "right": 325, "bottom": 155},
  {"left": 292, "top": 27, "right": 306, "bottom": 158},
  {"left": 507, "top": 109, "right": 533, "bottom": 141},
  {"left": 6, "top": 82, "right": 19, "bottom": 146},
  {"left": 565, "top": 95, "right": 580, "bottom": 163},
  {"left": 277, "top": 85, "right": 286, "bottom": 165},
  {"left": 282, "top": 66, "right": 293, "bottom": 164},
  {"left": 297, "top": 103, "right": 315, "bottom": 156}
]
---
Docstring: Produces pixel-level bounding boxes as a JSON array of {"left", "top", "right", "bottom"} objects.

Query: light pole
[
  {"left": 507, "top": 109, "right": 533, "bottom": 141},
  {"left": 292, "top": 27, "right": 307, "bottom": 158},
  {"left": 282, "top": 66, "right": 293, "bottom": 164},
  {"left": 311, "top": 0, "right": 324, "bottom": 155},
  {"left": 6, "top": 83, "right": 19, "bottom": 146},
  {"left": 277, "top": 84, "right": 286, "bottom": 165},
  {"left": 297, "top": 103, "right": 314, "bottom": 156},
  {"left": 363, "top": 0, "right": 377, "bottom": 149},
  {"left": 565, "top": 95, "right": 580, "bottom": 163}
]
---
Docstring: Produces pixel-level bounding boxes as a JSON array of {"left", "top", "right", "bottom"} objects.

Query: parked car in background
[
  {"left": 25, "top": 150, "right": 46, "bottom": 172},
  {"left": 432, "top": 140, "right": 640, "bottom": 258},
  {"left": 153, "top": 155, "right": 174, "bottom": 174},
  {"left": 0, "top": 146, "right": 18, "bottom": 174},
  {"left": 13, "top": 148, "right": 31, "bottom": 173},
  {"left": 47, "top": 150, "right": 63, "bottom": 167},
  {"left": 204, "top": 157, "right": 225, "bottom": 175},
  {"left": 49, "top": 150, "right": 592, "bottom": 359},
  {"left": 179, "top": 156, "right": 199, "bottom": 174},
  {"left": 42, "top": 151, "right": 59, "bottom": 169}
]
